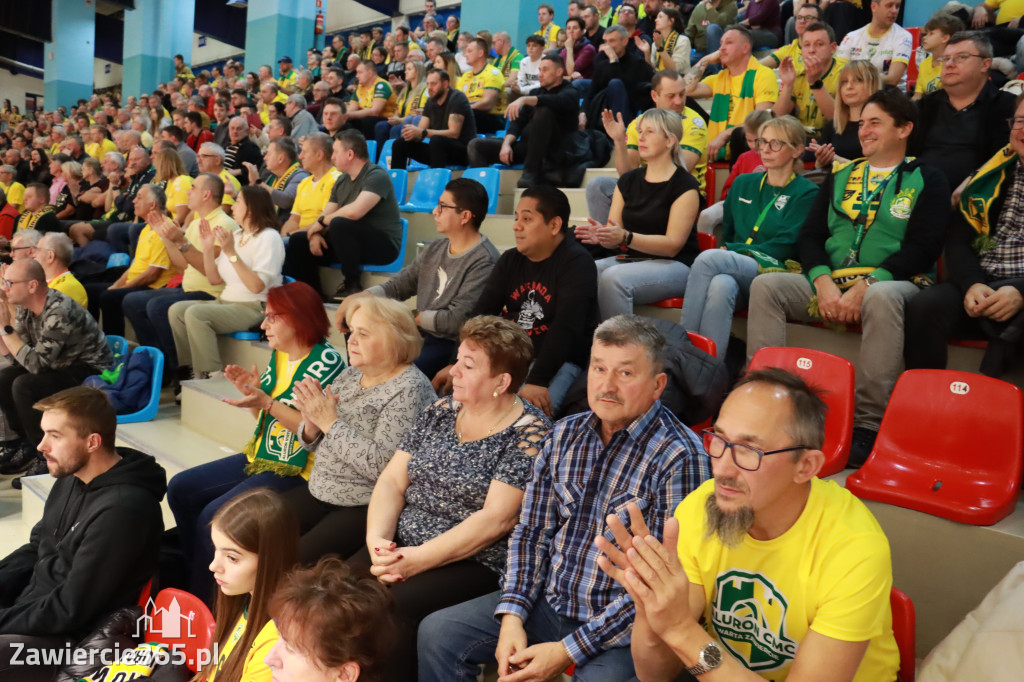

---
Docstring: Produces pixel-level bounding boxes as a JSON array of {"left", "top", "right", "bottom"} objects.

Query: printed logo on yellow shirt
[{"left": 713, "top": 570, "right": 798, "bottom": 672}]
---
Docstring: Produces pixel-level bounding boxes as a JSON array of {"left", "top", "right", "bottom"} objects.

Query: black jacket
[
  {"left": 226, "top": 138, "right": 264, "bottom": 185},
  {"left": 587, "top": 48, "right": 655, "bottom": 111},
  {"left": 507, "top": 80, "right": 581, "bottom": 138},
  {"left": 0, "top": 448, "right": 166, "bottom": 638}
]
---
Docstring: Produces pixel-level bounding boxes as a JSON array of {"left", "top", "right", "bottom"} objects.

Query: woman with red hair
[{"left": 167, "top": 280, "right": 346, "bottom": 602}]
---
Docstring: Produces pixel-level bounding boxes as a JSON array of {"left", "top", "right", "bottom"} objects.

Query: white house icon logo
[
  {"left": 796, "top": 358, "right": 813, "bottom": 370},
  {"left": 133, "top": 596, "right": 197, "bottom": 639},
  {"left": 949, "top": 382, "right": 970, "bottom": 395}
]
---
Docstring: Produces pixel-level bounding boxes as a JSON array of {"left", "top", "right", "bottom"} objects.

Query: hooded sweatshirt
[{"left": 0, "top": 448, "right": 167, "bottom": 638}]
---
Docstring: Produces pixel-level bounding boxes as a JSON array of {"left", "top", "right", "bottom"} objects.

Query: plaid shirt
[
  {"left": 496, "top": 402, "right": 711, "bottom": 664},
  {"left": 981, "top": 161, "right": 1024, "bottom": 279}
]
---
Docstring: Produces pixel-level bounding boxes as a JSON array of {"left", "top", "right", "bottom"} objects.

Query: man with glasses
[
  {"left": 0, "top": 259, "right": 112, "bottom": 482},
  {"left": 595, "top": 368, "right": 899, "bottom": 681},
  {"left": 913, "top": 31, "right": 1015, "bottom": 194},
  {"left": 905, "top": 94, "right": 1024, "bottom": 378},
  {"left": 419, "top": 314, "right": 709, "bottom": 681},
  {"left": 391, "top": 68, "right": 476, "bottom": 170},
  {"left": 335, "top": 178, "right": 499, "bottom": 377},
  {"left": 748, "top": 90, "right": 949, "bottom": 467}
]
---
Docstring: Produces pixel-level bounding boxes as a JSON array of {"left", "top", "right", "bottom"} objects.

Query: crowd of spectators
[{"left": 2, "top": 0, "right": 1024, "bottom": 680}]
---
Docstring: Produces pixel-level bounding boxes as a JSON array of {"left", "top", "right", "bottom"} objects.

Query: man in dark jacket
[
  {"left": 585, "top": 24, "right": 655, "bottom": 127},
  {"left": 912, "top": 31, "right": 1016, "bottom": 196},
  {"left": 467, "top": 55, "right": 581, "bottom": 188},
  {"left": 0, "top": 386, "right": 166, "bottom": 682}
]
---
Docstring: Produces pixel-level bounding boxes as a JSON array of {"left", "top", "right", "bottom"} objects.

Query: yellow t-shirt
[
  {"left": 125, "top": 226, "right": 175, "bottom": 289},
  {"left": 702, "top": 57, "right": 779, "bottom": 144},
  {"left": 840, "top": 160, "right": 899, "bottom": 227},
  {"left": 290, "top": 168, "right": 341, "bottom": 229},
  {"left": 276, "top": 69, "right": 298, "bottom": 90},
  {"left": 182, "top": 207, "right": 239, "bottom": 297},
  {"left": 914, "top": 54, "right": 943, "bottom": 96},
  {"left": 790, "top": 56, "right": 847, "bottom": 136},
  {"left": 626, "top": 107, "right": 709, "bottom": 194},
  {"left": 259, "top": 92, "right": 289, "bottom": 125},
  {"left": 206, "top": 611, "right": 277, "bottom": 682},
  {"left": 165, "top": 174, "right": 193, "bottom": 216},
  {"left": 985, "top": 0, "right": 1024, "bottom": 24},
  {"left": 85, "top": 138, "right": 117, "bottom": 160},
  {"left": 535, "top": 23, "right": 562, "bottom": 50},
  {"left": 351, "top": 77, "right": 399, "bottom": 119},
  {"left": 219, "top": 168, "right": 242, "bottom": 207},
  {"left": 0, "top": 181, "right": 25, "bottom": 211},
  {"left": 48, "top": 271, "right": 87, "bottom": 308},
  {"left": 769, "top": 39, "right": 804, "bottom": 74},
  {"left": 457, "top": 64, "right": 508, "bottom": 115},
  {"left": 675, "top": 478, "right": 899, "bottom": 681}
]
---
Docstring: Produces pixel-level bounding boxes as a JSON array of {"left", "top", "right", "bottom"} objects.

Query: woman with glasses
[
  {"left": 681, "top": 115, "right": 817, "bottom": 354},
  {"left": 575, "top": 108, "right": 702, "bottom": 320},
  {"left": 167, "top": 280, "right": 346, "bottom": 599}
]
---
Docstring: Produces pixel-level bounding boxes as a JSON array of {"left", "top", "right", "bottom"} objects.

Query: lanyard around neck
[{"left": 745, "top": 172, "right": 796, "bottom": 245}]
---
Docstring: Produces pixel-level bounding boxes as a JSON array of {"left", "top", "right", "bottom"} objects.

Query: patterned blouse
[
  {"left": 299, "top": 365, "right": 436, "bottom": 507},
  {"left": 396, "top": 396, "right": 551, "bottom": 574}
]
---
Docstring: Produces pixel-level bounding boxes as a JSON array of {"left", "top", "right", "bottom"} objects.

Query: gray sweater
[{"left": 368, "top": 236, "right": 500, "bottom": 340}]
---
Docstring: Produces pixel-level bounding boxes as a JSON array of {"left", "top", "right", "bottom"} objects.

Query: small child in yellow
[{"left": 913, "top": 12, "right": 966, "bottom": 100}]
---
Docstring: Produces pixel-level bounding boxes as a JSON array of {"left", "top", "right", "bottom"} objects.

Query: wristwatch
[
  {"left": 229, "top": 254, "right": 239, "bottom": 264},
  {"left": 686, "top": 641, "right": 723, "bottom": 676},
  {"left": 810, "top": 78, "right": 825, "bottom": 90},
  {"left": 0, "top": 325, "right": 13, "bottom": 337}
]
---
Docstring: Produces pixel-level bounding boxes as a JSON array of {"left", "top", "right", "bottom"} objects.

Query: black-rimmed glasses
[{"left": 700, "top": 429, "right": 811, "bottom": 472}]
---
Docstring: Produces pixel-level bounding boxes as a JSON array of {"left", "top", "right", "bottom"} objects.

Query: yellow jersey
[
  {"left": 789, "top": 56, "right": 847, "bottom": 136},
  {"left": 457, "top": 64, "right": 507, "bottom": 115},
  {"left": 48, "top": 271, "right": 88, "bottom": 308},
  {"left": 290, "top": 168, "right": 342, "bottom": 229},
  {"left": 125, "top": 226, "right": 176, "bottom": 289},
  {"left": 351, "top": 77, "right": 398, "bottom": 119},
  {"left": 914, "top": 54, "right": 943, "bottom": 96},
  {"left": 627, "top": 107, "right": 709, "bottom": 194}
]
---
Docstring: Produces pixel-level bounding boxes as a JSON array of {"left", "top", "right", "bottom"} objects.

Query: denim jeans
[
  {"left": 122, "top": 288, "right": 214, "bottom": 373},
  {"left": 704, "top": 24, "right": 724, "bottom": 74},
  {"left": 585, "top": 176, "right": 618, "bottom": 226},
  {"left": 595, "top": 256, "right": 691, "bottom": 320},
  {"left": 166, "top": 453, "right": 304, "bottom": 602},
  {"left": 679, "top": 248, "right": 759, "bottom": 354},
  {"left": 417, "top": 590, "right": 636, "bottom": 682},
  {"left": 105, "top": 222, "right": 146, "bottom": 255},
  {"left": 547, "top": 362, "right": 581, "bottom": 415}
]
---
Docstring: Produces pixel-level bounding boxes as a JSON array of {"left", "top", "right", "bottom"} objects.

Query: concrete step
[
  {"left": 180, "top": 377, "right": 259, "bottom": 450},
  {"left": 218, "top": 336, "right": 273, "bottom": 373},
  {"left": 515, "top": 187, "right": 589, "bottom": 219},
  {"left": 582, "top": 167, "right": 617, "bottom": 186}
]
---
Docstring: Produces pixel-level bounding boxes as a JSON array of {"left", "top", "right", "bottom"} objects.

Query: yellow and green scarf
[{"left": 959, "top": 144, "right": 1019, "bottom": 253}]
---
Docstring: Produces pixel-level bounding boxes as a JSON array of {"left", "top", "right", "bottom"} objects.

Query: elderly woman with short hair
[
  {"left": 284, "top": 296, "right": 437, "bottom": 565},
  {"left": 355, "top": 315, "right": 551, "bottom": 682}
]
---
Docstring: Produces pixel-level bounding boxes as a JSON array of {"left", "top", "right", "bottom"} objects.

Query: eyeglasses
[
  {"left": 9, "top": 246, "right": 32, "bottom": 252},
  {"left": 1008, "top": 117, "right": 1024, "bottom": 130},
  {"left": 435, "top": 201, "right": 462, "bottom": 212},
  {"left": 795, "top": 14, "right": 818, "bottom": 22},
  {"left": 264, "top": 311, "right": 286, "bottom": 323},
  {"left": 700, "top": 429, "right": 811, "bottom": 472},
  {"left": 2, "top": 278, "right": 30, "bottom": 287},
  {"left": 754, "top": 138, "right": 792, "bottom": 152},
  {"left": 935, "top": 54, "right": 985, "bottom": 65}
]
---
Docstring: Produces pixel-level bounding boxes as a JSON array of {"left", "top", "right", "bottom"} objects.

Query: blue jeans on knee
[
  {"left": 415, "top": 333, "right": 456, "bottom": 379},
  {"left": 547, "top": 362, "right": 581, "bottom": 415},
  {"left": 679, "top": 248, "right": 759, "bottom": 355},
  {"left": 105, "top": 222, "right": 134, "bottom": 254},
  {"left": 604, "top": 79, "right": 632, "bottom": 123},
  {"left": 705, "top": 24, "right": 724, "bottom": 74},
  {"left": 417, "top": 591, "right": 635, "bottom": 682},
  {"left": 585, "top": 176, "right": 618, "bottom": 226},
  {"left": 166, "top": 453, "right": 304, "bottom": 601},
  {"left": 595, "top": 256, "right": 691, "bottom": 320}
]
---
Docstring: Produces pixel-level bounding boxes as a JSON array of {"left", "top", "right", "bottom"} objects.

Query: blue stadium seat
[
  {"left": 107, "top": 252, "right": 130, "bottom": 268},
  {"left": 283, "top": 275, "right": 296, "bottom": 284},
  {"left": 461, "top": 167, "right": 500, "bottom": 214},
  {"left": 367, "top": 139, "right": 377, "bottom": 164},
  {"left": 380, "top": 139, "right": 394, "bottom": 169},
  {"left": 363, "top": 217, "right": 409, "bottom": 274},
  {"left": 117, "top": 346, "right": 164, "bottom": 424},
  {"left": 492, "top": 162, "right": 525, "bottom": 170},
  {"left": 389, "top": 169, "right": 409, "bottom": 204},
  {"left": 400, "top": 168, "right": 452, "bottom": 213},
  {"left": 106, "top": 334, "right": 130, "bottom": 358}
]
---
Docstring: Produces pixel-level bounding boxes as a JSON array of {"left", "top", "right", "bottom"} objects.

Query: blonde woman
[
  {"left": 811, "top": 60, "right": 881, "bottom": 169},
  {"left": 432, "top": 52, "right": 462, "bottom": 82},
  {"left": 575, "top": 107, "right": 702, "bottom": 319},
  {"left": 54, "top": 160, "right": 81, "bottom": 221},
  {"left": 375, "top": 60, "right": 429, "bottom": 150},
  {"left": 681, "top": 115, "right": 818, "bottom": 353},
  {"left": 152, "top": 146, "right": 192, "bottom": 225}
]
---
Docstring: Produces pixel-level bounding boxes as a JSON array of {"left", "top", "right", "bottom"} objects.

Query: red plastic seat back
[
  {"left": 137, "top": 577, "right": 153, "bottom": 607},
  {"left": 143, "top": 588, "right": 217, "bottom": 673},
  {"left": 907, "top": 27, "right": 921, "bottom": 90},
  {"left": 697, "top": 232, "right": 717, "bottom": 251},
  {"left": 748, "top": 347, "right": 854, "bottom": 476},
  {"left": 847, "top": 369, "right": 1023, "bottom": 525},
  {"left": 686, "top": 332, "right": 718, "bottom": 431},
  {"left": 891, "top": 587, "right": 916, "bottom": 682}
]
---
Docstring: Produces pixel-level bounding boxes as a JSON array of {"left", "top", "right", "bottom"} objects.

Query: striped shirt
[{"left": 496, "top": 402, "right": 711, "bottom": 664}]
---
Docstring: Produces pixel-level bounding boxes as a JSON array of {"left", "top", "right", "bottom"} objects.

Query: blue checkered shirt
[{"left": 496, "top": 401, "right": 712, "bottom": 664}]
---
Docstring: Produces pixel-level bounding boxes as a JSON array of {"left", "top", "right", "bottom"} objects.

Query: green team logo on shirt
[{"left": 712, "top": 570, "right": 798, "bottom": 672}]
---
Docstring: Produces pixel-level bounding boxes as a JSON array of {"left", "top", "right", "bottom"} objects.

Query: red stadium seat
[
  {"left": 846, "top": 370, "right": 1024, "bottom": 525},
  {"left": 143, "top": 588, "right": 217, "bottom": 673},
  {"left": 687, "top": 332, "right": 718, "bottom": 431},
  {"left": 891, "top": 587, "right": 916, "bottom": 682},
  {"left": 748, "top": 347, "right": 854, "bottom": 477},
  {"left": 907, "top": 27, "right": 921, "bottom": 92},
  {"left": 648, "top": 235, "right": 718, "bottom": 310}
]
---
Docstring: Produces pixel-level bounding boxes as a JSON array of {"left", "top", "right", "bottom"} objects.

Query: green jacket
[
  {"left": 685, "top": 0, "right": 738, "bottom": 51},
  {"left": 802, "top": 157, "right": 950, "bottom": 286},
  {"left": 722, "top": 171, "right": 818, "bottom": 266}
]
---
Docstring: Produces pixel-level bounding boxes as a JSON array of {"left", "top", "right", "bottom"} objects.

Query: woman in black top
[
  {"left": 27, "top": 148, "right": 52, "bottom": 186},
  {"left": 576, "top": 107, "right": 702, "bottom": 319},
  {"left": 812, "top": 60, "right": 882, "bottom": 169}
]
